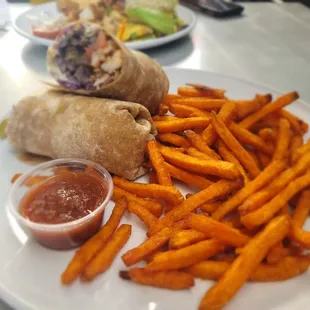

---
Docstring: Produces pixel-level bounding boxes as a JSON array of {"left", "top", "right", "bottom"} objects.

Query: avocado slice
[{"left": 126, "top": 8, "right": 177, "bottom": 35}]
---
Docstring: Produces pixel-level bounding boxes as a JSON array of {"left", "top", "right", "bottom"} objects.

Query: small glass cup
[{"left": 7, "top": 159, "right": 113, "bottom": 250}]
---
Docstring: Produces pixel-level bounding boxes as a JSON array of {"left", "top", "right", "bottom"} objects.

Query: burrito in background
[
  {"left": 47, "top": 22, "right": 169, "bottom": 115},
  {"left": 6, "top": 90, "right": 156, "bottom": 180}
]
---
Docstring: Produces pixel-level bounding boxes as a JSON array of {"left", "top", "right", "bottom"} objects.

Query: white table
[{"left": 1, "top": 2, "right": 310, "bottom": 309}]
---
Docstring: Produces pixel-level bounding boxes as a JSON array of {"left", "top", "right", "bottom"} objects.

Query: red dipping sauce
[{"left": 9, "top": 159, "right": 113, "bottom": 250}]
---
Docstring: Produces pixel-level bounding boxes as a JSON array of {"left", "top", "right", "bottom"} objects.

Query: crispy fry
[
  {"left": 148, "top": 179, "right": 242, "bottom": 236},
  {"left": 257, "top": 152, "right": 271, "bottom": 169},
  {"left": 162, "top": 94, "right": 181, "bottom": 106},
  {"left": 291, "top": 190, "right": 310, "bottom": 248},
  {"left": 61, "top": 198, "right": 127, "bottom": 285},
  {"left": 159, "top": 104, "right": 169, "bottom": 116},
  {"left": 165, "top": 162, "right": 213, "bottom": 189},
  {"left": 169, "top": 229, "right": 208, "bottom": 249},
  {"left": 278, "top": 109, "right": 308, "bottom": 134},
  {"left": 128, "top": 201, "right": 158, "bottom": 228},
  {"left": 154, "top": 117, "right": 210, "bottom": 133},
  {"left": 241, "top": 171, "right": 310, "bottom": 229},
  {"left": 238, "top": 152, "right": 310, "bottom": 215},
  {"left": 186, "top": 214, "right": 250, "bottom": 247},
  {"left": 212, "top": 160, "right": 286, "bottom": 220},
  {"left": 272, "top": 118, "right": 291, "bottom": 161},
  {"left": 187, "top": 256, "right": 310, "bottom": 282},
  {"left": 112, "top": 186, "right": 163, "bottom": 218},
  {"left": 200, "top": 201, "right": 222, "bottom": 214},
  {"left": 239, "top": 91, "right": 299, "bottom": 129},
  {"left": 201, "top": 101, "right": 236, "bottom": 145},
  {"left": 199, "top": 215, "right": 290, "bottom": 310},
  {"left": 157, "top": 144, "right": 186, "bottom": 154},
  {"left": 169, "top": 103, "right": 211, "bottom": 118},
  {"left": 113, "top": 177, "right": 184, "bottom": 205},
  {"left": 289, "top": 135, "right": 303, "bottom": 164},
  {"left": 147, "top": 239, "right": 223, "bottom": 271},
  {"left": 217, "top": 140, "right": 250, "bottom": 184},
  {"left": 120, "top": 268, "right": 195, "bottom": 290},
  {"left": 147, "top": 140, "right": 173, "bottom": 186},
  {"left": 178, "top": 85, "right": 226, "bottom": 99},
  {"left": 152, "top": 115, "right": 176, "bottom": 121},
  {"left": 210, "top": 113, "right": 261, "bottom": 178},
  {"left": 183, "top": 130, "right": 221, "bottom": 160},
  {"left": 157, "top": 133, "right": 191, "bottom": 148},
  {"left": 229, "top": 122, "right": 274, "bottom": 155},
  {"left": 122, "top": 227, "right": 174, "bottom": 266},
  {"left": 160, "top": 146, "right": 240, "bottom": 179},
  {"left": 266, "top": 242, "right": 289, "bottom": 264},
  {"left": 258, "top": 128, "right": 278, "bottom": 142},
  {"left": 186, "top": 147, "right": 214, "bottom": 160},
  {"left": 291, "top": 139, "right": 310, "bottom": 163},
  {"left": 236, "top": 94, "right": 272, "bottom": 120},
  {"left": 83, "top": 224, "right": 131, "bottom": 281}
]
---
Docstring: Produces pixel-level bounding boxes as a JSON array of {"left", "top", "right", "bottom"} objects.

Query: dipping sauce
[
  {"left": 20, "top": 172, "right": 107, "bottom": 224},
  {"left": 18, "top": 167, "right": 110, "bottom": 250}
]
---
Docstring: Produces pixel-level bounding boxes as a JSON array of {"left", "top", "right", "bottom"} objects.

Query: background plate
[
  {"left": 13, "top": 2, "right": 197, "bottom": 50},
  {"left": 0, "top": 68, "right": 310, "bottom": 310}
]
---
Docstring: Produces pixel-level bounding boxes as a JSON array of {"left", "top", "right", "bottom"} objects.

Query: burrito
[
  {"left": 6, "top": 89, "right": 156, "bottom": 180},
  {"left": 46, "top": 22, "right": 169, "bottom": 115}
]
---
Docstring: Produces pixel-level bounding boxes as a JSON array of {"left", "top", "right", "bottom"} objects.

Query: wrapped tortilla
[
  {"left": 46, "top": 22, "right": 169, "bottom": 115},
  {"left": 6, "top": 89, "right": 156, "bottom": 180}
]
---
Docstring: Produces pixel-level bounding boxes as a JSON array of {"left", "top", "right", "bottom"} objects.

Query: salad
[{"left": 31, "top": 0, "right": 186, "bottom": 42}]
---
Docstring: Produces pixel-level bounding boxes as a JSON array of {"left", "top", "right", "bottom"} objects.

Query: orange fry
[
  {"left": 291, "top": 190, "right": 310, "bottom": 248},
  {"left": 186, "top": 214, "right": 250, "bottom": 247},
  {"left": 148, "top": 179, "right": 242, "bottom": 236},
  {"left": 241, "top": 171, "right": 310, "bottom": 229},
  {"left": 213, "top": 160, "right": 286, "bottom": 220},
  {"left": 258, "top": 128, "right": 278, "bottom": 142},
  {"left": 11, "top": 173, "right": 22, "bottom": 183},
  {"left": 238, "top": 152, "right": 310, "bottom": 215},
  {"left": 272, "top": 118, "right": 291, "bottom": 161},
  {"left": 279, "top": 109, "right": 308, "bottom": 134},
  {"left": 187, "top": 256, "right": 310, "bottom": 282},
  {"left": 112, "top": 186, "right": 163, "bottom": 218},
  {"left": 199, "top": 215, "right": 290, "bottom": 310},
  {"left": 128, "top": 201, "right": 157, "bottom": 228},
  {"left": 178, "top": 85, "right": 226, "bottom": 99},
  {"left": 160, "top": 147, "right": 240, "bottom": 179},
  {"left": 159, "top": 104, "right": 169, "bottom": 116},
  {"left": 113, "top": 177, "right": 184, "bottom": 206},
  {"left": 210, "top": 113, "right": 261, "bottom": 178},
  {"left": 217, "top": 140, "right": 249, "bottom": 184},
  {"left": 291, "top": 139, "right": 310, "bottom": 163},
  {"left": 120, "top": 268, "right": 195, "bottom": 290},
  {"left": 61, "top": 198, "right": 127, "bottom": 285},
  {"left": 165, "top": 162, "right": 213, "bottom": 190},
  {"left": 152, "top": 115, "right": 176, "bottom": 121},
  {"left": 147, "top": 140, "right": 173, "bottom": 186},
  {"left": 169, "top": 229, "right": 208, "bottom": 249},
  {"left": 201, "top": 101, "right": 236, "bottom": 145},
  {"left": 183, "top": 130, "right": 221, "bottom": 160},
  {"left": 186, "top": 147, "right": 214, "bottom": 160},
  {"left": 257, "top": 152, "right": 271, "bottom": 169},
  {"left": 266, "top": 242, "right": 289, "bottom": 264},
  {"left": 200, "top": 201, "right": 222, "bottom": 214},
  {"left": 229, "top": 122, "right": 274, "bottom": 155},
  {"left": 169, "top": 103, "right": 211, "bottom": 118},
  {"left": 83, "top": 224, "right": 131, "bottom": 281},
  {"left": 157, "top": 133, "right": 191, "bottom": 148},
  {"left": 122, "top": 227, "right": 174, "bottom": 267},
  {"left": 239, "top": 91, "right": 299, "bottom": 129},
  {"left": 117, "top": 18, "right": 127, "bottom": 40},
  {"left": 289, "top": 135, "right": 303, "bottom": 164},
  {"left": 147, "top": 239, "right": 223, "bottom": 271},
  {"left": 162, "top": 94, "right": 181, "bottom": 106},
  {"left": 149, "top": 170, "right": 158, "bottom": 184},
  {"left": 154, "top": 117, "right": 210, "bottom": 133}
]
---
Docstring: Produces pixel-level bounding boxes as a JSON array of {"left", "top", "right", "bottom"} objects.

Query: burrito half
[
  {"left": 47, "top": 22, "right": 169, "bottom": 115},
  {"left": 7, "top": 89, "right": 156, "bottom": 180}
]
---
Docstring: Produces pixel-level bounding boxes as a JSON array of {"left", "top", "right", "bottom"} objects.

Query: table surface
[{"left": 1, "top": 2, "right": 310, "bottom": 309}]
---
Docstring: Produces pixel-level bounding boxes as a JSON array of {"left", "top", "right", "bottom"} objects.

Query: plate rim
[{"left": 13, "top": 2, "right": 197, "bottom": 50}]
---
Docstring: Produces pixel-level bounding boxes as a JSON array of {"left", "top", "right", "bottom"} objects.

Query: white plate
[
  {"left": 1, "top": 68, "right": 310, "bottom": 310},
  {"left": 13, "top": 2, "right": 196, "bottom": 50}
]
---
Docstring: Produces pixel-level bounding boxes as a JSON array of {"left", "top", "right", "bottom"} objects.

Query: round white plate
[
  {"left": 1, "top": 68, "right": 310, "bottom": 310},
  {"left": 13, "top": 2, "right": 196, "bottom": 50}
]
